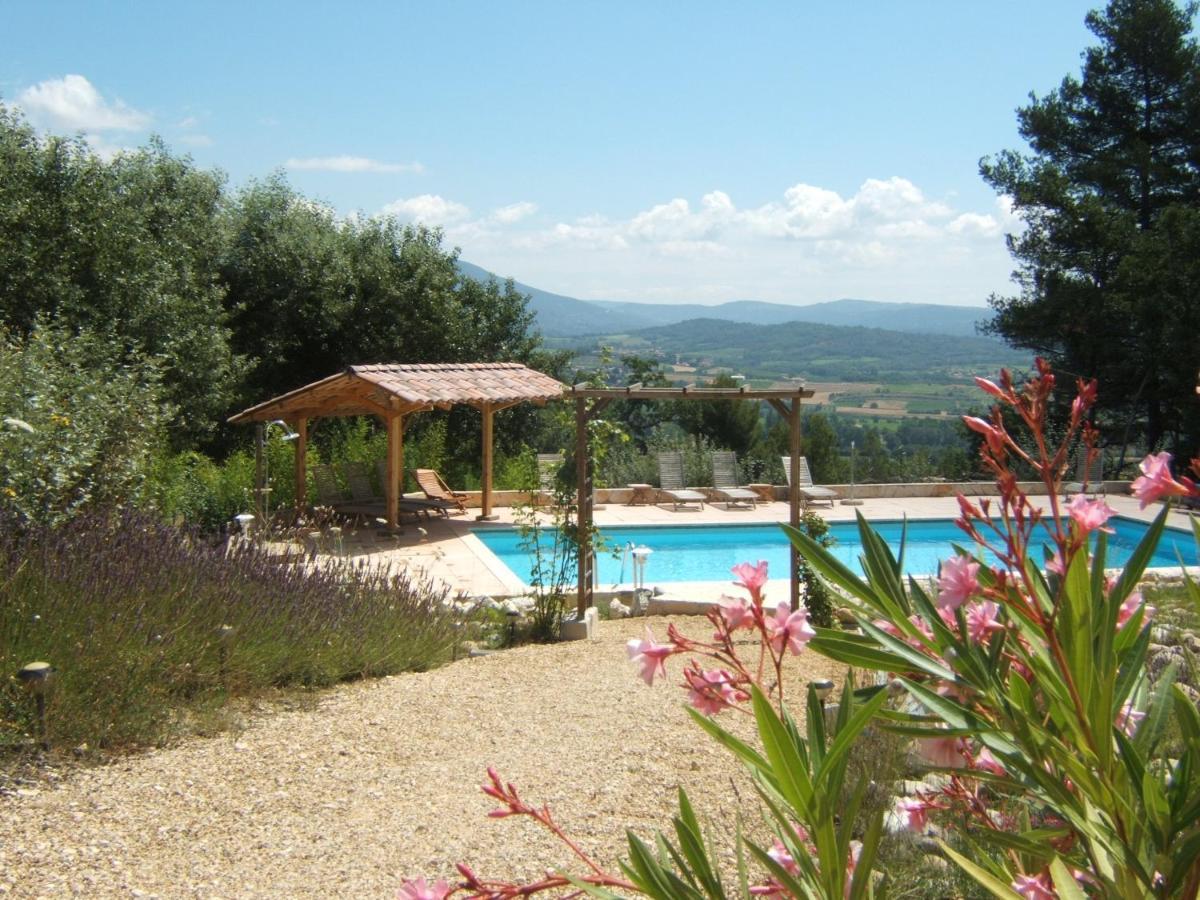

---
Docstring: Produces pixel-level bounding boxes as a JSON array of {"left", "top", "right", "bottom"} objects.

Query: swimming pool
[{"left": 472, "top": 517, "right": 1199, "bottom": 586}]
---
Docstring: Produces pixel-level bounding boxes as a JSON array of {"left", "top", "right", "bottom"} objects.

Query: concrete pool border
[{"left": 422, "top": 491, "right": 1200, "bottom": 607}]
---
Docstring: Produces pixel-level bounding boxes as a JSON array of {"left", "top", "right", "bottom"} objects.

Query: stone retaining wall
[{"left": 447, "top": 481, "right": 1131, "bottom": 508}]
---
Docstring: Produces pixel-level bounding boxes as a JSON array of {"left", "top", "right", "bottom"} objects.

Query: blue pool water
[{"left": 473, "top": 517, "right": 1199, "bottom": 585}]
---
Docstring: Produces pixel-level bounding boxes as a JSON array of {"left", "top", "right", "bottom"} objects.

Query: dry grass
[{"left": 0, "top": 617, "right": 844, "bottom": 898}]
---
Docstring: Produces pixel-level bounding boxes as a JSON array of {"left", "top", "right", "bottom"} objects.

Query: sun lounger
[
  {"left": 411, "top": 468, "right": 469, "bottom": 514},
  {"left": 781, "top": 456, "right": 838, "bottom": 508},
  {"left": 710, "top": 451, "right": 758, "bottom": 509},
  {"left": 536, "top": 452, "right": 565, "bottom": 504},
  {"left": 310, "top": 463, "right": 387, "bottom": 521},
  {"left": 1064, "top": 452, "right": 1105, "bottom": 498},
  {"left": 656, "top": 451, "right": 706, "bottom": 511},
  {"left": 372, "top": 461, "right": 457, "bottom": 517}
]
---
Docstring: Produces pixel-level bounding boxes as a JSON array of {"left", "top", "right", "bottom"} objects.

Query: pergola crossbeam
[{"left": 572, "top": 383, "right": 814, "bottom": 616}]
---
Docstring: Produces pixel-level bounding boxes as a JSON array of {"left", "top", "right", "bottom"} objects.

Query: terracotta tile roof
[
  {"left": 228, "top": 363, "right": 565, "bottom": 423},
  {"left": 351, "top": 363, "right": 565, "bottom": 406}
]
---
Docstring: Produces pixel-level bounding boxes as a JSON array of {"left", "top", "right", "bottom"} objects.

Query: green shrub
[{"left": 0, "top": 322, "right": 171, "bottom": 526}]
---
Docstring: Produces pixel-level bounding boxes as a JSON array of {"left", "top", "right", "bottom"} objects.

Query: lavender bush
[{"left": 0, "top": 510, "right": 459, "bottom": 756}]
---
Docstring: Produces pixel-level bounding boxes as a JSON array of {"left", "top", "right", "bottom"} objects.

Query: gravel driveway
[{"left": 0, "top": 617, "right": 840, "bottom": 898}]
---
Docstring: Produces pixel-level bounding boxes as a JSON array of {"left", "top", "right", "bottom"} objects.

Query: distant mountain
[
  {"left": 590, "top": 298, "right": 988, "bottom": 336},
  {"left": 456, "top": 260, "right": 659, "bottom": 336},
  {"left": 457, "top": 260, "right": 992, "bottom": 338}
]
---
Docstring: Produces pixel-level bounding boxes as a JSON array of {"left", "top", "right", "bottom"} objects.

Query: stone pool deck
[{"left": 310, "top": 486, "right": 1183, "bottom": 605}]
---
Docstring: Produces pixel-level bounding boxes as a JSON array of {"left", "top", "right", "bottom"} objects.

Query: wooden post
[
  {"left": 478, "top": 402, "right": 496, "bottom": 520},
  {"left": 293, "top": 417, "right": 308, "bottom": 516},
  {"left": 789, "top": 397, "right": 802, "bottom": 611},
  {"left": 575, "top": 396, "right": 592, "bottom": 617},
  {"left": 253, "top": 422, "right": 266, "bottom": 522},
  {"left": 386, "top": 413, "right": 404, "bottom": 530}
]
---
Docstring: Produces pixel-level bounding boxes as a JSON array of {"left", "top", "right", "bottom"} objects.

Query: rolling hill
[{"left": 457, "top": 260, "right": 992, "bottom": 338}]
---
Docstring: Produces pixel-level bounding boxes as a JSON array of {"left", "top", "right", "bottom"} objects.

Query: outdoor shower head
[{"left": 267, "top": 419, "right": 299, "bottom": 441}]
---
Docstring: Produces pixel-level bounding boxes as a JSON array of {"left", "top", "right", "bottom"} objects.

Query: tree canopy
[
  {"left": 0, "top": 103, "right": 547, "bottom": 459},
  {"left": 981, "top": 0, "right": 1200, "bottom": 463}
]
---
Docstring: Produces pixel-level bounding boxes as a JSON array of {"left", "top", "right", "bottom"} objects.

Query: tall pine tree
[{"left": 982, "top": 0, "right": 1200, "bottom": 465}]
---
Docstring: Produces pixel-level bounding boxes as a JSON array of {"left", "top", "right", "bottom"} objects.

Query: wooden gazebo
[
  {"left": 228, "top": 363, "right": 566, "bottom": 528},
  {"left": 569, "top": 383, "right": 815, "bottom": 614}
]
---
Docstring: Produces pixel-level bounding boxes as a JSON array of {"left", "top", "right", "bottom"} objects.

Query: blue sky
[{"left": 4, "top": 1, "right": 1106, "bottom": 307}]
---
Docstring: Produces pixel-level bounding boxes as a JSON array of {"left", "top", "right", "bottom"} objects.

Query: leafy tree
[
  {"left": 674, "top": 373, "right": 762, "bottom": 457},
  {"left": 803, "top": 412, "right": 844, "bottom": 482},
  {"left": 981, "top": 0, "right": 1200, "bottom": 462},
  {"left": 221, "top": 175, "right": 548, "bottom": 473},
  {"left": 221, "top": 176, "right": 358, "bottom": 406},
  {"left": 858, "top": 427, "right": 892, "bottom": 482},
  {"left": 0, "top": 106, "right": 238, "bottom": 447}
]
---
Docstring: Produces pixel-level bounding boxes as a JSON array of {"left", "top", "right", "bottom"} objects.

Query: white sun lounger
[
  {"left": 656, "top": 451, "right": 706, "bottom": 511},
  {"left": 781, "top": 456, "right": 838, "bottom": 508},
  {"left": 710, "top": 451, "right": 758, "bottom": 509}
]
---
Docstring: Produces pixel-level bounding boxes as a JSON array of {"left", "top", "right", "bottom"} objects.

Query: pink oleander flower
[
  {"left": 398, "top": 878, "right": 451, "bottom": 900},
  {"left": 1131, "top": 451, "right": 1191, "bottom": 508},
  {"left": 1116, "top": 700, "right": 1146, "bottom": 737},
  {"left": 974, "top": 376, "right": 1007, "bottom": 401},
  {"left": 1116, "top": 590, "right": 1155, "bottom": 629},
  {"left": 1012, "top": 871, "right": 1056, "bottom": 899},
  {"left": 963, "top": 415, "right": 1006, "bottom": 456},
  {"left": 717, "top": 593, "right": 755, "bottom": 631},
  {"left": 1070, "top": 379, "right": 1097, "bottom": 425},
  {"left": 626, "top": 627, "right": 673, "bottom": 685},
  {"left": 844, "top": 840, "right": 863, "bottom": 899},
  {"left": 766, "top": 837, "right": 801, "bottom": 875},
  {"left": 965, "top": 600, "right": 1003, "bottom": 643},
  {"left": 937, "top": 555, "right": 980, "bottom": 611},
  {"left": 683, "top": 667, "right": 746, "bottom": 715},
  {"left": 732, "top": 560, "right": 769, "bottom": 603},
  {"left": 1066, "top": 494, "right": 1116, "bottom": 533},
  {"left": 1045, "top": 549, "right": 1067, "bottom": 576},
  {"left": 894, "top": 796, "right": 935, "bottom": 832},
  {"left": 765, "top": 601, "right": 816, "bottom": 655},
  {"left": 918, "top": 735, "right": 968, "bottom": 769},
  {"left": 973, "top": 745, "right": 1007, "bottom": 777}
]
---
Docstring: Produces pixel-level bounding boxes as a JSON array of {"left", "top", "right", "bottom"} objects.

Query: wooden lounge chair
[
  {"left": 341, "top": 461, "right": 446, "bottom": 520},
  {"left": 656, "top": 451, "right": 706, "bottom": 511},
  {"left": 371, "top": 460, "right": 457, "bottom": 518},
  {"left": 311, "top": 463, "right": 385, "bottom": 520},
  {"left": 781, "top": 456, "right": 838, "bottom": 508},
  {"left": 1065, "top": 452, "right": 1105, "bottom": 498},
  {"left": 536, "top": 452, "right": 565, "bottom": 505},
  {"left": 710, "top": 451, "right": 758, "bottom": 509},
  {"left": 411, "top": 468, "right": 468, "bottom": 514}
]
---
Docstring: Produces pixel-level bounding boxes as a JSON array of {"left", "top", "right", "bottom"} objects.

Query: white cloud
[
  {"left": 370, "top": 176, "right": 1014, "bottom": 307},
  {"left": 17, "top": 74, "right": 149, "bottom": 132},
  {"left": 454, "top": 177, "right": 1016, "bottom": 306},
  {"left": 381, "top": 194, "right": 471, "bottom": 225},
  {"left": 286, "top": 155, "right": 424, "bottom": 174},
  {"left": 947, "top": 212, "right": 1000, "bottom": 238},
  {"left": 653, "top": 239, "right": 732, "bottom": 259},
  {"left": 491, "top": 201, "right": 537, "bottom": 224},
  {"left": 178, "top": 133, "right": 214, "bottom": 148},
  {"left": 178, "top": 115, "right": 200, "bottom": 129},
  {"left": 744, "top": 184, "right": 851, "bottom": 239}
]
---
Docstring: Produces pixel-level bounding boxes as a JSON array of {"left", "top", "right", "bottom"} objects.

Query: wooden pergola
[
  {"left": 569, "top": 383, "right": 815, "bottom": 615},
  {"left": 228, "top": 363, "right": 566, "bottom": 527}
]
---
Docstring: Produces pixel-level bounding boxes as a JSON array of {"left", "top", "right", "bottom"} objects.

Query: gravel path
[{"left": 0, "top": 617, "right": 841, "bottom": 899}]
